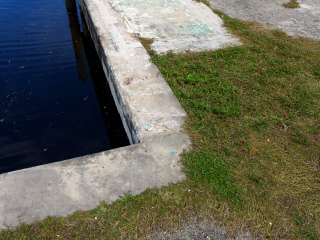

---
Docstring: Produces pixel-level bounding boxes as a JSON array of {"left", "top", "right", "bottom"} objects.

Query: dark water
[{"left": 0, "top": 0, "right": 129, "bottom": 174}]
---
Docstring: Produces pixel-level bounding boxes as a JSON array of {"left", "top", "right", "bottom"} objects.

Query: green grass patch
[
  {"left": 2, "top": 9, "right": 320, "bottom": 240},
  {"left": 138, "top": 37, "right": 154, "bottom": 50},
  {"left": 282, "top": 0, "right": 300, "bottom": 9},
  {"left": 147, "top": 11, "right": 320, "bottom": 238},
  {"left": 183, "top": 151, "right": 243, "bottom": 206},
  {"left": 193, "top": 0, "right": 210, "bottom": 6}
]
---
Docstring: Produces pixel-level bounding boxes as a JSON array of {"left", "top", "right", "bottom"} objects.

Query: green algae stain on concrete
[
  {"left": 108, "top": 0, "right": 240, "bottom": 54},
  {"left": 109, "top": 0, "right": 213, "bottom": 38},
  {"left": 181, "top": 23, "right": 212, "bottom": 35}
]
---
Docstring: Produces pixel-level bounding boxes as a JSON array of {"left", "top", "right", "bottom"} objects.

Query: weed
[
  {"left": 282, "top": 0, "right": 300, "bottom": 9},
  {"left": 193, "top": 0, "right": 210, "bottom": 6},
  {"left": 117, "top": 191, "right": 137, "bottom": 206},
  {"left": 247, "top": 173, "right": 265, "bottom": 187},
  {"left": 183, "top": 151, "right": 243, "bottom": 206},
  {"left": 291, "top": 130, "right": 310, "bottom": 146},
  {"left": 294, "top": 216, "right": 320, "bottom": 240},
  {"left": 138, "top": 37, "right": 154, "bottom": 50},
  {"left": 250, "top": 119, "right": 269, "bottom": 132}
]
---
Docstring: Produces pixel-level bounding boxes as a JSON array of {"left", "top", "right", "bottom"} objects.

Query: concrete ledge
[
  {"left": 0, "top": 0, "right": 190, "bottom": 229},
  {"left": 79, "top": 0, "right": 189, "bottom": 142},
  {"left": 151, "top": 33, "right": 240, "bottom": 54},
  {"left": 0, "top": 132, "right": 189, "bottom": 228},
  {"left": 105, "top": 0, "right": 241, "bottom": 54}
]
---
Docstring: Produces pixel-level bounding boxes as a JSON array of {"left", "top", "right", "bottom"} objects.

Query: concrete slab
[
  {"left": 0, "top": 0, "right": 240, "bottom": 229},
  {"left": 0, "top": 133, "right": 189, "bottom": 229},
  {"left": 108, "top": 0, "right": 241, "bottom": 53}
]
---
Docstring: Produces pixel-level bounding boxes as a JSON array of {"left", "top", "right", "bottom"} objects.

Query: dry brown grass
[{"left": 282, "top": 0, "right": 300, "bottom": 9}]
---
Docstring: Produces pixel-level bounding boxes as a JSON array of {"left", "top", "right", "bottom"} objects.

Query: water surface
[{"left": 0, "top": 0, "right": 128, "bottom": 173}]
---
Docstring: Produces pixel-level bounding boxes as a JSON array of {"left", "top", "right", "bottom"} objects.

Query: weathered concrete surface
[
  {"left": 107, "top": 0, "right": 240, "bottom": 53},
  {"left": 79, "top": 0, "right": 190, "bottom": 144},
  {"left": 0, "top": 133, "right": 189, "bottom": 229},
  {"left": 209, "top": 0, "right": 320, "bottom": 41}
]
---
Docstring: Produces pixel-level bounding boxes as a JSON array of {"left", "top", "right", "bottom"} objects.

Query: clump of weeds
[{"left": 282, "top": 0, "right": 300, "bottom": 9}]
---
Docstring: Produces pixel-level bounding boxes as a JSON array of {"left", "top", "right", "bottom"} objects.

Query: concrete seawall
[
  {"left": 78, "top": 0, "right": 190, "bottom": 143},
  {"left": 0, "top": 0, "right": 191, "bottom": 229}
]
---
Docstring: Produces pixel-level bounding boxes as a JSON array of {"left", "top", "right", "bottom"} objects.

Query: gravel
[
  {"left": 149, "top": 218, "right": 255, "bottom": 240},
  {"left": 209, "top": 0, "right": 320, "bottom": 41}
]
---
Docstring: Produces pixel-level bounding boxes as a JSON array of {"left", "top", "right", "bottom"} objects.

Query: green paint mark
[{"left": 180, "top": 23, "right": 212, "bottom": 35}]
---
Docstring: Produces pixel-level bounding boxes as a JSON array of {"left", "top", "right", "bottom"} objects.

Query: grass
[
  {"left": 138, "top": 37, "right": 154, "bottom": 50},
  {"left": 1, "top": 8, "right": 320, "bottom": 240},
  {"left": 282, "top": 0, "right": 300, "bottom": 9},
  {"left": 148, "top": 10, "right": 320, "bottom": 238},
  {"left": 193, "top": 0, "right": 210, "bottom": 6}
]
